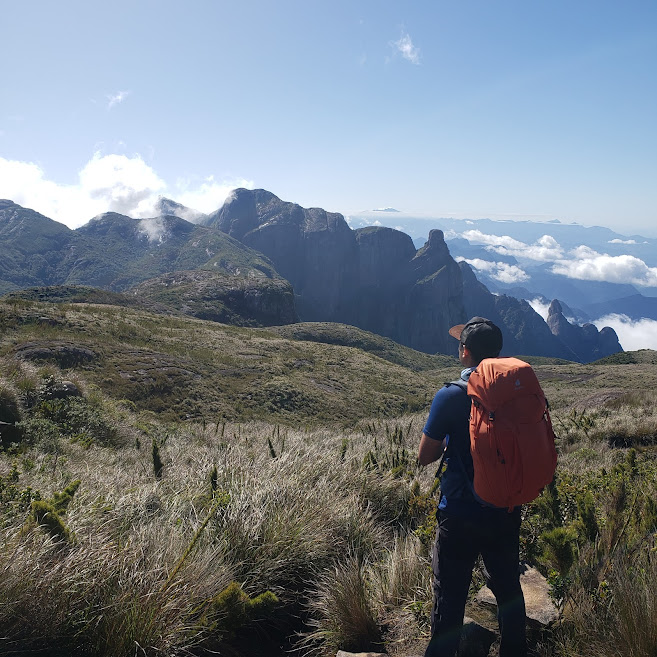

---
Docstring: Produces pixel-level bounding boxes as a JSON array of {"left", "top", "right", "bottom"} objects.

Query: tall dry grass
[
  {"left": 0, "top": 379, "right": 433, "bottom": 657},
  {"left": 2, "top": 356, "right": 657, "bottom": 656}
]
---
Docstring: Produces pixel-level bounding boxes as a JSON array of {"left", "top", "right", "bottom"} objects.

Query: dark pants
[{"left": 425, "top": 509, "right": 527, "bottom": 657}]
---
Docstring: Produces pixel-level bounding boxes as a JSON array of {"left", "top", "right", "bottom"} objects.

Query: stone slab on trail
[{"left": 475, "top": 564, "right": 559, "bottom": 626}]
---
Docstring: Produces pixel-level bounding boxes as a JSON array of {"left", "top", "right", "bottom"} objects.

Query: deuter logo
[{"left": 515, "top": 379, "right": 522, "bottom": 388}]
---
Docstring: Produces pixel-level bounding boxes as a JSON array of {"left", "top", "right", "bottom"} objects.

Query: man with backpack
[{"left": 418, "top": 317, "right": 533, "bottom": 657}]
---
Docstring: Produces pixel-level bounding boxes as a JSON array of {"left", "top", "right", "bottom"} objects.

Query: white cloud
[
  {"left": 552, "top": 248, "right": 657, "bottom": 287},
  {"left": 0, "top": 153, "right": 253, "bottom": 228},
  {"left": 592, "top": 314, "right": 657, "bottom": 351},
  {"left": 138, "top": 216, "right": 167, "bottom": 243},
  {"left": 461, "top": 230, "right": 564, "bottom": 261},
  {"left": 459, "top": 257, "right": 529, "bottom": 284},
  {"left": 609, "top": 238, "right": 637, "bottom": 245},
  {"left": 390, "top": 29, "right": 420, "bottom": 65},
  {"left": 528, "top": 298, "right": 550, "bottom": 321},
  {"left": 174, "top": 175, "right": 254, "bottom": 214},
  {"left": 80, "top": 152, "right": 166, "bottom": 217},
  {"left": 107, "top": 90, "right": 130, "bottom": 109}
]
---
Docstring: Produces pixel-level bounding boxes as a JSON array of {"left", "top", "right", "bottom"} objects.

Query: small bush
[
  {"left": 198, "top": 581, "right": 279, "bottom": 639},
  {"left": 30, "top": 500, "right": 71, "bottom": 543}
]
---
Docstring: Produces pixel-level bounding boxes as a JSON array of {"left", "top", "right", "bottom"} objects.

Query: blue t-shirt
[{"left": 424, "top": 368, "right": 516, "bottom": 519}]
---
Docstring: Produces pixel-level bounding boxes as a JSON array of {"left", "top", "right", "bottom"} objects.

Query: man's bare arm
[{"left": 418, "top": 433, "right": 445, "bottom": 466}]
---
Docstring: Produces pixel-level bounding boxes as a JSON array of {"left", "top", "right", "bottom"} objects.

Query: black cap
[{"left": 449, "top": 316, "right": 503, "bottom": 358}]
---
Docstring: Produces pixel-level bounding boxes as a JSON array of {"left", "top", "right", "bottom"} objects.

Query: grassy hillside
[
  {"left": 269, "top": 322, "right": 457, "bottom": 371},
  {"left": 0, "top": 296, "right": 656, "bottom": 656},
  {"left": 0, "top": 298, "right": 455, "bottom": 425}
]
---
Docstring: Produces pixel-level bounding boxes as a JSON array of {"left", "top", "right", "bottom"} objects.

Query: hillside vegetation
[
  {"left": 0, "top": 298, "right": 454, "bottom": 425},
  {"left": 0, "top": 296, "right": 656, "bottom": 656}
]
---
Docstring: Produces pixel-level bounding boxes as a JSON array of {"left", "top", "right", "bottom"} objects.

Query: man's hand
[{"left": 418, "top": 433, "right": 445, "bottom": 466}]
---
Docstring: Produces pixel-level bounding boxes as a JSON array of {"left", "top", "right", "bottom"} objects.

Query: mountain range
[
  {"left": 0, "top": 192, "right": 624, "bottom": 363},
  {"left": 349, "top": 211, "right": 657, "bottom": 320}
]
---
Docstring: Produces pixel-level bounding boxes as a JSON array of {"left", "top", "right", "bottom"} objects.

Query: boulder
[
  {"left": 475, "top": 564, "right": 558, "bottom": 627},
  {"left": 459, "top": 616, "right": 496, "bottom": 657},
  {"left": 15, "top": 342, "right": 97, "bottom": 368}
]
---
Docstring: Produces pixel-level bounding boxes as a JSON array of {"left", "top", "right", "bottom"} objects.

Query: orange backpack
[{"left": 465, "top": 357, "right": 557, "bottom": 510}]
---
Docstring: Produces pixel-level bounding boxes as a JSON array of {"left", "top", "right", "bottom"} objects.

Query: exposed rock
[
  {"left": 131, "top": 270, "right": 298, "bottom": 326},
  {"left": 155, "top": 197, "right": 209, "bottom": 225},
  {"left": 48, "top": 380, "right": 83, "bottom": 399},
  {"left": 0, "top": 387, "right": 22, "bottom": 446},
  {"left": 211, "top": 188, "right": 358, "bottom": 319},
  {"left": 459, "top": 262, "right": 578, "bottom": 360},
  {"left": 459, "top": 616, "right": 497, "bottom": 657},
  {"left": 210, "top": 190, "right": 465, "bottom": 353},
  {"left": 14, "top": 342, "right": 98, "bottom": 368},
  {"left": 475, "top": 564, "right": 558, "bottom": 627},
  {"left": 547, "top": 299, "right": 623, "bottom": 362},
  {"left": 420, "top": 616, "right": 496, "bottom": 657}
]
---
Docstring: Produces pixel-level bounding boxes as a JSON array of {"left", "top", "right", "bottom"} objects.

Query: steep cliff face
[
  {"left": 401, "top": 231, "right": 466, "bottom": 354},
  {"left": 210, "top": 190, "right": 465, "bottom": 353},
  {"left": 210, "top": 189, "right": 357, "bottom": 319},
  {"left": 458, "top": 262, "right": 579, "bottom": 360},
  {"left": 547, "top": 300, "right": 623, "bottom": 362}
]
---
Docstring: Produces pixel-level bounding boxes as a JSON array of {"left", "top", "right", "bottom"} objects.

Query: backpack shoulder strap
[
  {"left": 433, "top": 379, "right": 468, "bottom": 481},
  {"left": 448, "top": 378, "right": 468, "bottom": 393}
]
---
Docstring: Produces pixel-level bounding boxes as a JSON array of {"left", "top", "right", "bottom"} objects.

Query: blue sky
[{"left": 1, "top": 0, "right": 656, "bottom": 235}]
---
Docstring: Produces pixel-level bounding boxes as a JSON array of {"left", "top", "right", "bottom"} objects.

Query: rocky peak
[
  {"left": 547, "top": 298, "right": 622, "bottom": 361},
  {"left": 411, "top": 229, "right": 454, "bottom": 279},
  {"left": 208, "top": 189, "right": 465, "bottom": 353},
  {"left": 210, "top": 188, "right": 352, "bottom": 240},
  {"left": 548, "top": 299, "right": 563, "bottom": 316},
  {"left": 155, "top": 197, "right": 208, "bottom": 224},
  {"left": 458, "top": 262, "right": 579, "bottom": 360}
]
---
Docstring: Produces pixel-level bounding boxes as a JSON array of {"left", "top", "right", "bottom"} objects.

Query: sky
[{"left": 1, "top": 0, "right": 656, "bottom": 236}]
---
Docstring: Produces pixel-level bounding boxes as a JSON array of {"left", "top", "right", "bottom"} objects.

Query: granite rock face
[
  {"left": 459, "top": 262, "right": 623, "bottom": 362},
  {"left": 547, "top": 299, "right": 623, "bottom": 362},
  {"left": 458, "top": 262, "right": 578, "bottom": 360},
  {"left": 210, "top": 190, "right": 466, "bottom": 354},
  {"left": 210, "top": 189, "right": 358, "bottom": 320}
]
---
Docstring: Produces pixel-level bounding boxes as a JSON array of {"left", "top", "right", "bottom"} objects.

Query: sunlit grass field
[{"left": 0, "top": 297, "right": 656, "bottom": 656}]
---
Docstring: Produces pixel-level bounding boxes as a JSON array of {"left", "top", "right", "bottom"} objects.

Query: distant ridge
[{"left": 0, "top": 192, "right": 626, "bottom": 362}]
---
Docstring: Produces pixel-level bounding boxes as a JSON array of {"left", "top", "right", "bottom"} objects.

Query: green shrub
[
  {"left": 52, "top": 480, "right": 81, "bottom": 514},
  {"left": 541, "top": 526, "right": 576, "bottom": 576},
  {"left": 16, "top": 417, "right": 62, "bottom": 452},
  {"left": 30, "top": 500, "right": 71, "bottom": 543},
  {"left": 35, "top": 397, "right": 118, "bottom": 446},
  {"left": 199, "top": 581, "right": 279, "bottom": 637}
]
